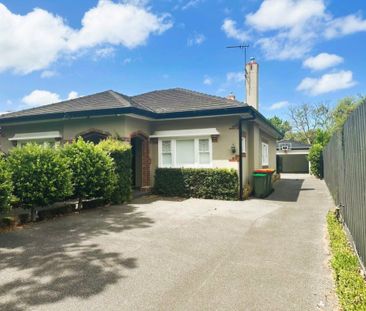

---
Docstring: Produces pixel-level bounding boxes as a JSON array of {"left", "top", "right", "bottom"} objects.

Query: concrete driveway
[{"left": 0, "top": 174, "right": 337, "bottom": 311}]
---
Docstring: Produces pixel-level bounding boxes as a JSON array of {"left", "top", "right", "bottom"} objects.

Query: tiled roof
[
  {"left": 0, "top": 88, "right": 245, "bottom": 121},
  {"left": 131, "top": 88, "right": 245, "bottom": 113},
  {"left": 0, "top": 90, "right": 140, "bottom": 119}
]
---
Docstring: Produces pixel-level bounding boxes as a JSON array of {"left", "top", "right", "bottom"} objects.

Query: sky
[{"left": 0, "top": 0, "right": 365, "bottom": 120}]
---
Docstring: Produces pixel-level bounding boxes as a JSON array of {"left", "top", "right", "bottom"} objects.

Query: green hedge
[
  {"left": 97, "top": 138, "right": 132, "bottom": 204},
  {"left": 8, "top": 144, "right": 72, "bottom": 217},
  {"left": 0, "top": 156, "right": 13, "bottom": 212},
  {"left": 61, "top": 138, "right": 116, "bottom": 205},
  {"left": 308, "top": 143, "right": 324, "bottom": 178},
  {"left": 154, "top": 168, "right": 238, "bottom": 200}
]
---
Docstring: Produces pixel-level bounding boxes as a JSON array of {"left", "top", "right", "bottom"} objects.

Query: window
[
  {"left": 262, "top": 142, "right": 269, "bottom": 166},
  {"left": 176, "top": 139, "right": 195, "bottom": 166},
  {"left": 161, "top": 140, "right": 172, "bottom": 167},
  {"left": 158, "top": 137, "right": 212, "bottom": 168},
  {"left": 199, "top": 139, "right": 210, "bottom": 164}
]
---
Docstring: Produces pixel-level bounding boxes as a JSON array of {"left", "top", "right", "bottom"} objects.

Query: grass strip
[{"left": 327, "top": 211, "right": 366, "bottom": 310}]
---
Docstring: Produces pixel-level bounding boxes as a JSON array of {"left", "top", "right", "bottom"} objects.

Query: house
[
  {"left": 276, "top": 139, "right": 311, "bottom": 173},
  {"left": 0, "top": 60, "right": 281, "bottom": 196}
]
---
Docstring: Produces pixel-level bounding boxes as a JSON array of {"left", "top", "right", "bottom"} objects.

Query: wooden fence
[{"left": 323, "top": 103, "right": 366, "bottom": 267}]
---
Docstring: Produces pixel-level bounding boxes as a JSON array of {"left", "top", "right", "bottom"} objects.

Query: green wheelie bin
[{"left": 252, "top": 173, "right": 268, "bottom": 198}]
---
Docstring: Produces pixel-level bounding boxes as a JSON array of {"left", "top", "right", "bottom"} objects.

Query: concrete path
[{"left": 0, "top": 174, "right": 337, "bottom": 311}]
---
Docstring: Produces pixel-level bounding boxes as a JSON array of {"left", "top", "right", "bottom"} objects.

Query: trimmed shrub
[
  {"left": 8, "top": 144, "right": 73, "bottom": 219},
  {"left": 62, "top": 138, "right": 116, "bottom": 206},
  {"left": 154, "top": 168, "right": 238, "bottom": 200},
  {"left": 308, "top": 143, "right": 324, "bottom": 178},
  {"left": 97, "top": 138, "right": 132, "bottom": 204},
  {"left": 0, "top": 156, "right": 13, "bottom": 212}
]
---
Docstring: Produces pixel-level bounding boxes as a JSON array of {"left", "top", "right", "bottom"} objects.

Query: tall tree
[
  {"left": 288, "top": 103, "right": 332, "bottom": 144},
  {"left": 331, "top": 96, "right": 365, "bottom": 132},
  {"left": 268, "top": 116, "right": 292, "bottom": 136}
]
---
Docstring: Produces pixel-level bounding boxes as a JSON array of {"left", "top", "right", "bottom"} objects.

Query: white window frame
[
  {"left": 241, "top": 136, "right": 246, "bottom": 153},
  {"left": 262, "top": 142, "right": 269, "bottom": 166},
  {"left": 158, "top": 136, "right": 213, "bottom": 168}
]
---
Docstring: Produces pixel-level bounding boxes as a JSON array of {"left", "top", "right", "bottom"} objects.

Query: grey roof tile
[
  {"left": 132, "top": 88, "right": 245, "bottom": 113},
  {"left": 0, "top": 88, "right": 246, "bottom": 121}
]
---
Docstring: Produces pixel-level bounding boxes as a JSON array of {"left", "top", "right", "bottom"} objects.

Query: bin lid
[
  {"left": 254, "top": 169, "right": 275, "bottom": 173},
  {"left": 252, "top": 173, "right": 267, "bottom": 177}
]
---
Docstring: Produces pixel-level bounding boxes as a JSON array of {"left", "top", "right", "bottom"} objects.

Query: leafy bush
[
  {"left": 62, "top": 138, "right": 116, "bottom": 205},
  {"left": 327, "top": 211, "right": 366, "bottom": 310},
  {"left": 97, "top": 138, "right": 132, "bottom": 204},
  {"left": 0, "top": 156, "right": 13, "bottom": 212},
  {"left": 308, "top": 143, "right": 324, "bottom": 178},
  {"left": 8, "top": 144, "right": 72, "bottom": 219},
  {"left": 154, "top": 168, "right": 238, "bottom": 200}
]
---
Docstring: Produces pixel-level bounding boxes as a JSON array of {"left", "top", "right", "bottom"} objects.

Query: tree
[
  {"left": 8, "top": 144, "right": 72, "bottom": 220},
  {"left": 288, "top": 103, "right": 332, "bottom": 144},
  {"left": 268, "top": 116, "right": 292, "bottom": 136},
  {"left": 330, "top": 96, "right": 365, "bottom": 133},
  {"left": 62, "top": 138, "right": 116, "bottom": 207}
]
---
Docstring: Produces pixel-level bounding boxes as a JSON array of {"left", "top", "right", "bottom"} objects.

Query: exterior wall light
[{"left": 231, "top": 144, "right": 236, "bottom": 154}]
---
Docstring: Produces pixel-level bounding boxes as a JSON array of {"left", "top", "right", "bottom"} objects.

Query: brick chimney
[{"left": 245, "top": 57, "right": 259, "bottom": 110}]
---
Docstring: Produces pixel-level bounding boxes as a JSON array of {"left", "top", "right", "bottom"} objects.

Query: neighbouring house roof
[
  {"left": 277, "top": 139, "right": 311, "bottom": 150},
  {"left": 0, "top": 88, "right": 282, "bottom": 138}
]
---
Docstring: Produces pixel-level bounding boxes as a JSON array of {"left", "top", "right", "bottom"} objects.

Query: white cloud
[
  {"left": 269, "top": 101, "right": 289, "bottom": 110},
  {"left": 22, "top": 90, "right": 79, "bottom": 107},
  {"left": 0, "top": 1, "right": 172, "bottom": 74},
  {"left": 67, "top": 91, "right": 79, "bottom": 100},
  {"left": 181, "top": 0, "right": 202, "bottom": 10},
  {"left": 187, "top": 33, "right": 205, "bottom": 46},
  {"left": 0, "top": 4, "right": 72, "bottom": 74},
  {"left": 221, "top": 0, "right": 366, "bottom": 61},
  {"left": 67, "top": 1, "right": 172, "bottom": 51},
  {"left": 94, "top": 47, "right": 115, "bottom": 59},
  {"left": 221, "top": 19, "right": 249, "bottom": 42},
  {"left": 22, "top": 90, "right": 61, "bottom": 107},
  {"left": 297, "top": 70, "right": 356, "bottom": 95},
  {"left": 226, "top": 71, "right": 245, "bottom": 83},
  {"left": 325, "top": 14, "right": 366, "bottom": 39},
  {"left": 256, "top": 32, "right": 315, "bottom": 60},
  {"left": 246, "top": 0, "right": 326, "bottom": 31},
  {"left": 303, "top": 53, "right": 343, "bottom": 71},
  {"left": 203, "top": 75, "right": 213, "bottom": 85},
  {"left": 41, "top": 70, "right": 58, "bottom": 78}
]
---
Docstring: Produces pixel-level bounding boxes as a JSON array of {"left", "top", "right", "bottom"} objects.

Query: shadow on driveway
[
  {"left": 265, "top": 178, "right": 305, "bottom": 202},
  {"left": 0, "top": 205, "right": 154, "bottom": 311}
]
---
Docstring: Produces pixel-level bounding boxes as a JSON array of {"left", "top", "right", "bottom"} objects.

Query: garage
[{"left": 276, "top": 140, "right": 311, "bottom": 174}]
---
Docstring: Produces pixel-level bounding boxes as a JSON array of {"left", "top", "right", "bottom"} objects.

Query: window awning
[
  {"left": 9, "top": 131, "right": 62, "bottom": 141},
  {"left": 150, "top": 128, "right": 219, "bottom": 138}
]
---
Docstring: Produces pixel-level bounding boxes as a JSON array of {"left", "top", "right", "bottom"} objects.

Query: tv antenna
[
  {"left": 226, "top": 44, "right": 249, "bottom": 64},
  {"left": 226, "top": 44, "right": 250, "bottom": 84}
]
